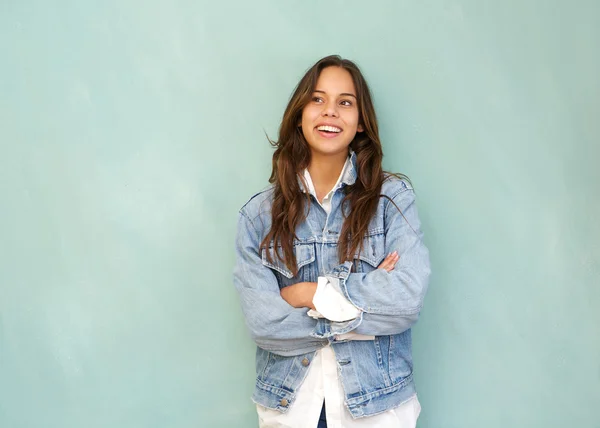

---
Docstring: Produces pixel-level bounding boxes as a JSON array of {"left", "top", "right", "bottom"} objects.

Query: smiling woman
[
  {"left": 233, "top": 55, "right": 430, "bottom": 427},
  {"left": 301, "top": 66, "right": 364, "bottom": 164}
]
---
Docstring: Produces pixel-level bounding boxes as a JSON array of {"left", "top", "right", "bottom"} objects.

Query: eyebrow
[{"left": 314, "top": 89, "right": 357, "bottom": 99}]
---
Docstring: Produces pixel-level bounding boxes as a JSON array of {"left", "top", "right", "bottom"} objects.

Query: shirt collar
[{"left": 299, "top": 150, "right": 357, "bottom": 196}]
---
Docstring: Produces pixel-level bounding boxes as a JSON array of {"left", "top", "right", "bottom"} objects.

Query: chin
[{"left": 310, "top": 145, "right": 350, "bottom": 157}]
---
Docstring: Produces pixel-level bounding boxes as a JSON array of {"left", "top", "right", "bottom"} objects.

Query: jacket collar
[
  {"left": 342, "top": 149, "right": 358, "bottom": 186},
  {"left": 299, "top": 150, "right": 357, "bottom": 194}
]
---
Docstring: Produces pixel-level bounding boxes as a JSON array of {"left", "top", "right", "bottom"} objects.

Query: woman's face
[{"left": 301, "top": 66, "right": 363, "bottom": 159}]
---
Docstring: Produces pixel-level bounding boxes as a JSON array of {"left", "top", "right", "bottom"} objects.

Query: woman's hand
[
  {"left": 280, "top": 282, "right": 317, "bottom": 310},
  {"left": 378, "top": 251, "right": 399, "bottom": 272}
]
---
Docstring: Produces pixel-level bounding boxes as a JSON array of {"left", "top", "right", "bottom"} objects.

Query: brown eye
[
  {"left": 312, "top": 96, "right": 324, "bottom": 103},
  {"left": 340, "top": 100, "right": 352, "bottom": 106}
]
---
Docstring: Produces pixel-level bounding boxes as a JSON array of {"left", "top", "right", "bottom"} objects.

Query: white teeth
[{"left": 317, "top": 125, "right": 342, "bottom": 133}]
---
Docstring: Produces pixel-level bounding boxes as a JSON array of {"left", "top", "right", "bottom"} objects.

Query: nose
[{"left": 321, "top": 99, "right": 338, "bottom": 117}]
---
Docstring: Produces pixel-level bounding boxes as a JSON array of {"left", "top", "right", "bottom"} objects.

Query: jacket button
[
  {"left": 301, "top": 358, "right": 310, "bottom": 367},
  {"left": 280, "top": 398, "right": 289, "bottom": 407}
]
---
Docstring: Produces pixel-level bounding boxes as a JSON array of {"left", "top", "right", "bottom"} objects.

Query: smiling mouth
[{"left": 316, "top": 125, "right": 342, "bottom": 134}]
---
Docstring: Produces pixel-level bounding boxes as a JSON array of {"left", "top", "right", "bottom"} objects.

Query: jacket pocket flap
[
  {"left": 354, "top": 233, "right": 385, "bottom": 268},
  {"left": 262, "top": 244, "right": 315, "bottom": 279}
]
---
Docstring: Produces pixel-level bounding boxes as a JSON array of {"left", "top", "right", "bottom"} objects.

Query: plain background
[{"left": 1, "top": 1, "right": 599, "bottom": 427}]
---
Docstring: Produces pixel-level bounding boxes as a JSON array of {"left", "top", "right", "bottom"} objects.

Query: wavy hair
[{"left": 261, "top": 55, "right": 405, "bottom": 275}]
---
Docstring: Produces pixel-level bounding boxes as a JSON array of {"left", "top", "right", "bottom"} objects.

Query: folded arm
[{"left": 233, "top": 211, "right": 329, "bottom": 356}]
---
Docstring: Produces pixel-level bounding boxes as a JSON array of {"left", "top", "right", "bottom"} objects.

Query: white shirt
[{"left": 256, "top": 157, "right": 421, "bottom": 427}]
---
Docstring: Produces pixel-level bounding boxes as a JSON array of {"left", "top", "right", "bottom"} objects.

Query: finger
[
  {"left": 378, "top": 253, "right": 396, "bottom": 271},
  {"left": 382, "top": 252, "right": 400, "bottom": 272},
  {"left": 385, "top": 257, "right": 397, "bottom": 271},
  {"left": 377, "top": 254, "right": 393, "bottom": 269}
]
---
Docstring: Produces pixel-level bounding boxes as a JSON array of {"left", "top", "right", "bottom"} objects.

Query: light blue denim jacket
[{"left": 233, "top": 152, "right": 431, "bottom": 418}]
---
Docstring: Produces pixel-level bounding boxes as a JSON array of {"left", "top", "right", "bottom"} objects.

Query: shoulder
[
  {"left": 239, "top": 185, "right": 275, "bottom": 224},
  {"left": 380, "top": 174, "right": 417, "bottom": 219},
  {"left": 381, "top": 173, "right": 413, "bottom": 199}
]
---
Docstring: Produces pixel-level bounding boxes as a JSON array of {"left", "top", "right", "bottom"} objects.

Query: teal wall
[{"left": 1, "top": 1, "right": 599, "bottom": 427}]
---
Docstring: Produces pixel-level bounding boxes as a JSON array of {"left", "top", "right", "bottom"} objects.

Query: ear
[{"left": 357, "top": 123, "right": 364, "bottom": 132}]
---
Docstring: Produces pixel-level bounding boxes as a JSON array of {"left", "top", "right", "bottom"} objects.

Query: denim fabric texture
[{"left": 233, "top": 152, "right": 431, "bottom": 418}]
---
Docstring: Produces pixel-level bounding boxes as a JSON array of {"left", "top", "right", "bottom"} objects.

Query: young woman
[{"left": 233, "top": 55, "right": 431, "bottom": 427}]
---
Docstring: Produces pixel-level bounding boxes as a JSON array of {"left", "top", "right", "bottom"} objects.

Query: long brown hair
[{"left": 261, "top": 55, "right": 403, "bottom": 275}]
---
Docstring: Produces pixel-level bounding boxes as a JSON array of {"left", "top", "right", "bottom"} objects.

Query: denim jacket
[{"left": 233, "top": 153, "right": 431, "bottom": 418}]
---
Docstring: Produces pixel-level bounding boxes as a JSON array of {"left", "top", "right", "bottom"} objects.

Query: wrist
[{"left": 304, "top": 282, "right": 317, "bottom": 309}]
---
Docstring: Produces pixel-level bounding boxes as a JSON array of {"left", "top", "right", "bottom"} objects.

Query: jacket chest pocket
[
  {"left": 353, "top": 232, "right": 386, "bottom": 273},
  {"left": 261, "top": 243, "right": 316, "bottom": 288}
]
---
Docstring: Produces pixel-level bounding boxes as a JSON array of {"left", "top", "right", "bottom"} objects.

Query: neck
[{"left": 307, "top": 151, "right": 348, "bottom": 202}]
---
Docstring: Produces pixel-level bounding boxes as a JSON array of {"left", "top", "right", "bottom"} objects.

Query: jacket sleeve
[
  {"left": 325, "top": 185, "right": 431, "bottom": 337},
  {"left": 233, "top": 210, "right": 329, "bottom": 356}
]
